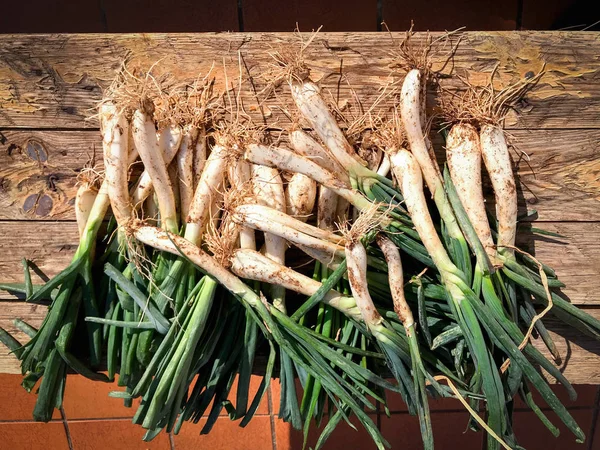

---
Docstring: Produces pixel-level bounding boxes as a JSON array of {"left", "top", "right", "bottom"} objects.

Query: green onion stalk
[
  {"left": 131, "top": 223, "right": 405, "bottom": 450},
  {"left": 391, "top": 148, "right": 587, "bottom": 447}
]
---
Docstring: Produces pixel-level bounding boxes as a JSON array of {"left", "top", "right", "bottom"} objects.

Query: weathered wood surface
[
  {"left": 1, "top": 129, "right": 599, "bottom": 221},
  {"left": 0, "top": 32, "right": 599, "bottom": 381},
  {"left": 0, "top": 32, "right": 599, "bottom": 129}
]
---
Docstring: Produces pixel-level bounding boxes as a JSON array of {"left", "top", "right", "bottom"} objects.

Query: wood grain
[
  {"left": 0, "top": 32, "right": 599, "bottom": 129},
  {"left": 0, "top": 220, "right": 598, "bottom": 305},
  {"left": 1, "top": 129, "right": 599, "bottom": 221}
]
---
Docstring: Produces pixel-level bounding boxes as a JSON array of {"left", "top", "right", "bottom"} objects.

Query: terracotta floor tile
[
  {"left": 62, "top": 374, "right": 140, "bottom": 419},
  {"left": 268, "top": 378, "right": 304, "bottom": 416},
  {"left": 381, "top": 411, "right": 483, "bottom": 450},
  {"left": 276, "top": 413, "right": 379, "bottom": 450},
  {"left": 513, "top": 384, "right": 598, "bottom": 410},
  {"left": 173, "top": 415, "right": 272, "bottom": 450},
  {"left": 225, "top": 374, "right": 270, "bottom": 417},
  {"left": 512, "top": 408, "right": 594, "bottom": 450},
  {"left": 384, "top": 388, "right": 466, "bottom": 413},
  {"left": 0, "top": 374, "right": 61, "bottom": 421},
  {"left": 0, "top": 422, "right": 69, "bottom": 450},
  {"left": 68, "top": 419, "right": 171, "bottom": 450}
]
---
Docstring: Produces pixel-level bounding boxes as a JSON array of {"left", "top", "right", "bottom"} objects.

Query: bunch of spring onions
[{"left": 1, "top": 41, "right": 600, "bottom": 450}]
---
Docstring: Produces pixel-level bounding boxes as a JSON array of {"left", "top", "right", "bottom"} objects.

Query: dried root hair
[
  {"left": 100, "top": 60, "right": 174, "bottom": 120},
  {"left": 262, "top": 27, "right": 322, "bottom": 90},
  {"left": 123, "top": 218, "right": 156, "bottom": 282},
  {"left": 338, "top": 201, "right": 387, "bottom": 244},
  {"left": 204, "top": 188, "right": 248, "bottom": 268},
  {"left": 388, "top": 22, "right": 434, "bottom": 74},
  {"left": 388, "top": 23, "right": 463, "bottom": 79},
  {"left": 438, "top": 65, "right": 545, "bottom": 127},
  {"left": 165, "top": 72, "right": 220, "bottom": 129},
  {"left": 77, "top": 165, "right": 103, "bottom": 191}
]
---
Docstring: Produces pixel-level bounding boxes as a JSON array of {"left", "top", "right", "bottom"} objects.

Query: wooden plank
[
  {"left": 0, "top": 220, "right": 598, "bottom": 305},
  {"left": 1, "top": 129, "right": 599, "bottom": 221},
  {"left": 0, "top": 130, "right": 101, "bottom": 220},
  {"left": 529, "top": 309, "right": 600, "bottom": 385},
  {"left": 0, "top": 302, "right": 46, "bottom": 374},
  {"left": 0, "top": 32, "right": 599, "bottom": 129},
  {"left": 1, "top": 301, "right": 599, "bottom": 383}
]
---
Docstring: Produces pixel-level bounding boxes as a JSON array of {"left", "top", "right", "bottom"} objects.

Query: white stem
[
  {"left": 345, "top": 241, "right": 382, "bottom": 326},
  {"left": 228, "top": 159, "right": 255, "bottom": 250},
  {"left": 131, "top": 125, "right": 182, "bottom": 209},
  {"left": 101, "top": 103, "right": 132, "bottom": 227},
  {"left": 193, "top": 125, "right": 207, "bottom": 188},
  {"left": 185, "top": 143, "right": 228, "bottom": 244},
  {"left": 400, "top": 69, "right": 443, "bottom": 196},
  {"left": 480, "top": 124, "right": 517, "bottom": 255},
  {"left": 132, "top": 225, "right": 261, "bottom": 307},
  {"left": 290, "top": 80, "right": 366, "bottom": 174},
  {"left": 75, "top": 184, "right": 98, "bottom": 238},
  {"left": 376, "top": 234, "right": 413, "bottom": 328},
  {"left": 131, "top": 110, "right": 178, "bottom": 233},
  {"left": 158, "top": 124, "right": 183, "bottom": 159},
  {"left": 317, "top": 186, "right": 338, "bottom": 230},
  {"left": 289, "top": 129, "right": 349, "bottom": 185},
  {"left": 285, "top": 173, "right": 317, "bottom": 222},
  {"left": 232, "top": 206, "right": 345, "bottom": 258},
  {"left": 377, "top": 153, "right": 391, "bottom": 177},
  {"left": 234, "top": 204, "right": 343, "bottom": 244},
  {"left": 400, "top": 70, "right": 463, "bottom": 241},
  {"left": 446, "top": 123, "right": 497, "bottom": 263},
  {"left": 390, "top": 149, "right": 458, "bottom": 276},
  {"left": 252, "top": 164, "right": 287, "bottom": 311},
  {"left": 177, "top": 126, "right": 199, "bottom": 220},
  {"left": 245, "top": 143, "right": 369, "bottom": 210},
  {"left": 231, "top": 249, "right": 360, "bottom": 318},
  {"left": 168, "top": 161, "right": 180, "bottom": 219}
]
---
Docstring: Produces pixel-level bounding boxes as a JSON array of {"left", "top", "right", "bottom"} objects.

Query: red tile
[
  {"left": 383, "top": 378, "right": 465, "bottom": 413},
  {"left": 381, "top": 0, "right": 518, "bottom": 31},
  {"left": 243, "top": 0, "right": 377, "bottom": 32},
  {"left": 62, "top": 374, "right": 140, "bottom": 419},
  {"left": 227, "top": 374, "right": 271, "bottom": 416},
  {"left": 173, "top": 415, "right": 273, "bottom": 450},
  {"left": 512, "top": 409, "right": 594, "bottom": 450},
  {"left": 0, "top": 374, "right": 61, "bottom": 421},
  {"left": 381, "top": 411, "right": 483, "bottom": 450},
  {"left": 0, "top": 422, "right": 69, "bottom": 450},
  {"left": 68, "top": 419, "right": 171, "bottom": 450},
  {"left": 276, "top": 414, "right": 380, "bottom": 450},
  {"left": 102, "top": 0, "right": 238, "bottom": 32},
  {"left": 268, "top": 377, "right": 304, "bottom": 416},
  {"left": 513, "top": 384, "right": 598, "bottom": 410}
]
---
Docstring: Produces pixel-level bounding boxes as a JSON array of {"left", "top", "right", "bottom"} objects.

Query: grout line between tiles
[
  {"left": 586, "top": 387, "right": 600, "bottom": 450},
  {"left": 59, "top": 407, "right": 75, "bottom": 450},
  {"left": 169, "top": 432, "right": 176, "bottom": 450},
  {"left": 267, "top": 385, "right": 278, "bottom": 450}
]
